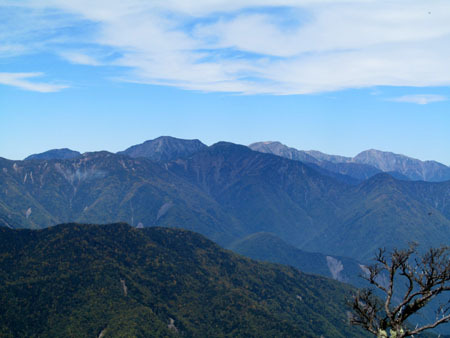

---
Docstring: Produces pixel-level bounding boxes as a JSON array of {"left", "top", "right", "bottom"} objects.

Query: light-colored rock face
[
  {"left": 156, "top": 202, "right": 173, "bottom": 221},
  {"left": 98, "top": 328, "right": 107, "bottom": 338},
  {"left": 326, "top": 256, "right": 344, "bottom": 281},
  {"left": 168, "top": 318, "right": 178, "bottom": 333},
  {"left": 54, "top": 163, "right": 107, "bottom": 185},
  {"left": 120, "top": 279, "right": 128, "bottom": 296},
  {"left": 359, "top": 264, "right": 370, "bottom": 277}
]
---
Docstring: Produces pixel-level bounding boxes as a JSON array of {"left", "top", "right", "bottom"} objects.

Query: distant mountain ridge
[
  {"left": 22, "top": 137, "right": 449, "bottom": 183},
  {"left": 24, "top": 148, "right": 81, "bottom": 161},
  {"left": 118, "top": 136, "right": 207, "bottom": 162},
  {"left": 249, "top": 141, "right": 450, "bottom": 182},
  {"left": 353, "top": 149, "right": 450, "bottom": 181},
  {"left": 249, "top": 141, "right": 319, "bottom": 163},
  {"left": 249, "top": 141, "right": 384, "bottom": 182},
  {"left": 2, "top": 141, "right": 450, "bottom": 262}
]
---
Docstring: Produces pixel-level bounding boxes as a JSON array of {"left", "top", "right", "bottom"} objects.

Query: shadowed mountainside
[{"left": 168, "top": 143, "right": 450, "bottom": 261}]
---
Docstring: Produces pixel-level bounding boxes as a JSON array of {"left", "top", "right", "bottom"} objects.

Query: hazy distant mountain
[
  {"left": 0, "top": 223, "right": 367, "bottom": 337},
  {"left": 353, "top": 149, "right": 450, "bottom": 182},
  {"left": 118, "top": 136, "right": 207, "bottom": 162},
  {"left": 305, "top": 150, "right": 352, "bottom": 163},
  {"left": 249, "top": 141, "right": 319, "bottom": 163},
  {"left": 249, "top": 141, "right": 383, "bottom": 181},
  {"left": 250, "top": 141, "right": 450, "bottom": 182},
  {"left": 24, "top": 148, "right": 81, "bottom": 161}
]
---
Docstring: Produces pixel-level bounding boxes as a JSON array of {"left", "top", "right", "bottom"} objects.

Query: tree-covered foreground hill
[{"left": 0, "top": 223, "right": 368, "bottom": 337}]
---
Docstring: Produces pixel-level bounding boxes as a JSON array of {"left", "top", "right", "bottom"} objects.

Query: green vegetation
[{"left": 0, "top": 223, "right": 368, "bottom": 337}]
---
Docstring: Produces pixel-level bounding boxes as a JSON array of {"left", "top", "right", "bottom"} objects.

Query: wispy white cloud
[
  {"left": 60, "top": 51, "right": 101, "bottom": 66},
  {"left": 390, "top": 94, "right": 447, "bottom": 105},
  {"left": 2, "top": 0, "right": 450, "bottom": 94},
  {"left": 0, "top": 72, "right": 68, "bottom": 92},
  {"left": 0, "top": 44, "right": 27, "bottom": 57}
]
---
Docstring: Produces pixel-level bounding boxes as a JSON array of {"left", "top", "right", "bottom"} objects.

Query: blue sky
[{"left": 1, "top": 0, "right": 449, "bottom": 164}]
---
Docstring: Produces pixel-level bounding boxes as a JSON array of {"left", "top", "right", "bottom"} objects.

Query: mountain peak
[
  {"left": 118, "top": 136, "right": 207, "bottom": 162},
  {"left": 353, "top": 149, "right": 450, "bottom": 181},
  {"left": 24, "top": 148, "right": 81, "bottom": 161},
  {"left": 210, "top": 141, "right": 250, "bottom": 151},
  {"left": 250, "top": 141, "right": 450, "bottom": 182}
]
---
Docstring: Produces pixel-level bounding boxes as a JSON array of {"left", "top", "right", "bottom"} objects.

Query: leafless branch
[{"left": 350, "top": 244, "right": 450, "bottom": 337}]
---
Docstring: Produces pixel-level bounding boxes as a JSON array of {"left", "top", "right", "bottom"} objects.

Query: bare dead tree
[{"left": 350, "top": 244, "right": 450, "bottom": 337}]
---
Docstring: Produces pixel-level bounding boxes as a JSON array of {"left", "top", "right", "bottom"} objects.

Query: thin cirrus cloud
[
  {"left": 60, "top": 52, "right": 102, "bottom": 66},
  {"left": 2, "top": 0, "right": 450, "bottom": 95},
  {"left": 390, "top": 94, "right": 447, "bottom": 105},
  {"left": 0, "top": 72, "right": 68, "bottom": 93}
]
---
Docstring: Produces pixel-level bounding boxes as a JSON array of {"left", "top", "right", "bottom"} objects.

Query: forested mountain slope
[{"left": 0, "top": 223, "right": 367, "bottom": 337}]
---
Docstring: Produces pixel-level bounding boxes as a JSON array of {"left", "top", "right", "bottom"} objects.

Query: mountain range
[
  {"left": 25, "top": 138, "right": 450, "bottom": 183},
  {"left": 249, "top": 141, "right": 450, "bottom": 182},
  {"left": 2, "top": 136, "right": 450, "bottom": 334},
  {"left": 3, "top": 137, "right": 449, "bottom": 263}
]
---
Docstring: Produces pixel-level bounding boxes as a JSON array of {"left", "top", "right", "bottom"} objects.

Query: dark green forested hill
[{"left": 0, "top": 223, "right": 367, "bottom": 337}]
